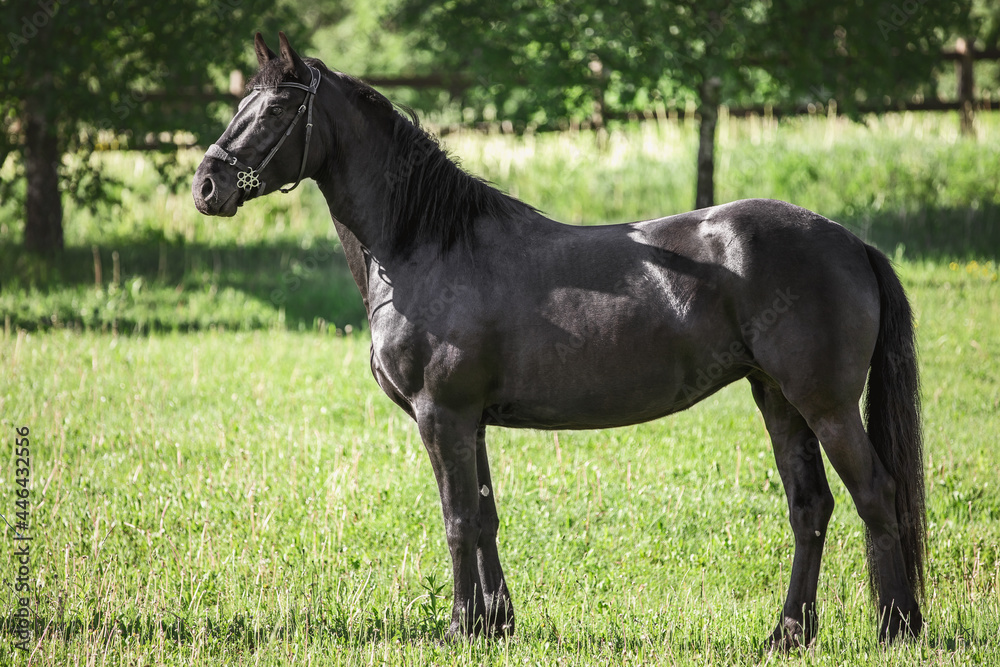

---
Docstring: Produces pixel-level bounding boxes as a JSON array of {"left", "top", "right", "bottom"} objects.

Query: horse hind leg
[
  {"left": 749, "top": 376, "right": 835, "bottom": 651},
  {"left": 475, "top": 425, "right": 515, "bottom": 635},
  {"left": 805, "top": 405, "right": 922, "bottom": 641}
]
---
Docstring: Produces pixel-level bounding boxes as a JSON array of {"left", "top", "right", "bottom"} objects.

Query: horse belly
[{"left": 488, "top": 318, "right": 749, "bottom": 429}]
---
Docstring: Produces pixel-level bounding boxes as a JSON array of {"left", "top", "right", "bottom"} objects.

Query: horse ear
[
  {"left": 255, "top": 32, "right": 276, "bottom": 69},
  {"left": 278, "top": 31, "right": 311, "bottom": 82}
]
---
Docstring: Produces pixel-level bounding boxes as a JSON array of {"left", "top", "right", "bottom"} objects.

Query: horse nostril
[{"left": 200, "top": 176, "right": 216, "bottom": 200}]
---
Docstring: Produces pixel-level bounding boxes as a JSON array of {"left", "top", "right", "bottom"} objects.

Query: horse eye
[{"left": 269, "top": 106, "right": 284, "bottom": 116}]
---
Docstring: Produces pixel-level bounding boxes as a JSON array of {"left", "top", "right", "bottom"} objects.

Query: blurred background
[{"left": 1, "top": 0, "right": 998, "bottom": 333}]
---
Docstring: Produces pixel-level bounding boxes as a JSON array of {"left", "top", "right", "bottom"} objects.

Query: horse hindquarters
[
  {"left": 749, "top": 240, "right": 924, "bottom": 644},
  {"left": 801, "top": 245, "right": 924, "bottom": 641}
]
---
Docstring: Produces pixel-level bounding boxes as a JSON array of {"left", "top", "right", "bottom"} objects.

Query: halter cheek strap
[{"left": 206, "top": 64, "right": 320, "bottom": 196}]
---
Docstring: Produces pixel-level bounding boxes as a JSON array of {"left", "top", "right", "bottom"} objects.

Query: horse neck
[
  {"left": 311, "top": 87, "right": 521, "bottom": 282},
  {"left": 312, "top": 91, "right": 403, "bottom": 257},
  {"left": 312, "top": 96, "right": 415, "bottom": 318}
]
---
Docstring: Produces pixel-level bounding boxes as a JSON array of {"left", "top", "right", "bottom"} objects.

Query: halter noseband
[{"left": 206, "top": 64, "right": 321, "bottom": 196}]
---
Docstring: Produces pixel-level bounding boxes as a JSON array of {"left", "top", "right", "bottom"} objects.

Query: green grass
[
  {"left": 1, "top": 257, "right": 998, "bottom": 665},
  {"left": 2, "top": 112, "right": 999, "bottom": 333}
]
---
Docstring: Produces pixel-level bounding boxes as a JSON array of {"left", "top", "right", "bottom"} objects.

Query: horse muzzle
[{"left": 192, "top": 159, "right": 243, "bottom": 217}]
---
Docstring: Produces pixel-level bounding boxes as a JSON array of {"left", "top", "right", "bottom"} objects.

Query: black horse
[{"left": 193, "top": 33, "right": 926, "bottom": 649}]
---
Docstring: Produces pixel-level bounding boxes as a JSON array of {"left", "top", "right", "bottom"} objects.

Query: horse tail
[{"left": 863, "top": 244, "right": 926, "bottom": 601}]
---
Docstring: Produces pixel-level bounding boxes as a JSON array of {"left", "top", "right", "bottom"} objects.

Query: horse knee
[
  {"left": 445, "top": 514, "right": 481, "bottom": 553},
  {"left": 789, "top": 490, "right": 834, "bottom": 537}
]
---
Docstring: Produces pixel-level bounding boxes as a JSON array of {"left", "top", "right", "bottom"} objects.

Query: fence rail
[{"left": 131, "top": 46, "right": 999, "bottom": 148}]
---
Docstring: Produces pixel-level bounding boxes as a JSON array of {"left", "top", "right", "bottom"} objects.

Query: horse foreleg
[
  {"left": 417, "top": 403, "right": 487, "bottom": 638},
  {"left": 475, "top": 425, "right": 515, "bottom": 635},
  {"left": 750, "top": 378, "right": 835, "bottom": 651}
]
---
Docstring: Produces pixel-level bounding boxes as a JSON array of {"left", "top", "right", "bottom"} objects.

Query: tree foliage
[
  {"left": 396, "top": 0, "right": 973, "bottom": 208},
  {"left": 396, "top": 0, "right": 973, "bottom": 128},
  {"left": 0, "top": 0, "right": 305, "bottom": 251}
]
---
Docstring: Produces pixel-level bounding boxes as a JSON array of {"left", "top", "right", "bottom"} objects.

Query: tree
[
  {"left": 0, "top": 0, "right": 303, "bottom": 253},
  {"left": 396, "top": 0, "right": 971, "bottom": 209}
]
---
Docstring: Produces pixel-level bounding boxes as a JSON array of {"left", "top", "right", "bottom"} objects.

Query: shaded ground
[
  {"left": 1, "top": 204, "right": 997, "bottom": 333},
  {"left": 0, "top": 238, "right": 366, "bottom": 333}
]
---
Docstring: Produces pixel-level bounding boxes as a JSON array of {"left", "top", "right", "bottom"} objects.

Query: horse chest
[{"left": 369, "top": 327, "right": 424, "bottom": 401}]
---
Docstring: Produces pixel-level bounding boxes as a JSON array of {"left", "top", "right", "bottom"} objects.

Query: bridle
[{"left": 205, "top": 64, "right": 321, "bottom": 195}]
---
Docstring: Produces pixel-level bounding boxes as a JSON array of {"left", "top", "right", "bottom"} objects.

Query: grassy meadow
[{"left": 1, "top": 112, "right": 999, "bottom": 664}]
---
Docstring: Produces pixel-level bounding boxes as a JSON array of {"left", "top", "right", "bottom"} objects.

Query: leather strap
[{"left": 205, "top": 65, "right": 321, "bottom": 195}]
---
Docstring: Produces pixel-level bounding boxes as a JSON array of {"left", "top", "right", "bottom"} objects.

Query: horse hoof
[
  {"left": 481, "top": 593, "right": 515, "bottom": 638},
  {"left": 444, "top": 624, "right": 476, "bottom": 643},
  {"left": 766, "top": 617, "right": 814, "bottom": 653},
  {"left": 444, "top": 611, "right": 493, "bottom": 642},
  {"left": 487, "top": 606, "right": 515, "bottom": 638},
  {"left": 879, "top": 606, "right": 922, "bottom": 642},
  {"left": 490, "top": 616, "right": 515, "bottom": 638},
  {"left": 444, "top": 613, "right": 513, "bottom": 641}
]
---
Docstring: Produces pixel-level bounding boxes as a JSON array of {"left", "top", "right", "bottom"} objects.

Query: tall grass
[{"left": 447, "top": 110, "right": 1000, "bottom": 254}]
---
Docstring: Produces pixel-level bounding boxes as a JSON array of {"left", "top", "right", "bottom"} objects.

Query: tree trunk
[
  {"left": 955, "top": 38, "right": 975, "bottom": 138},
  {"left": 695, "top": 77, "right": 721, "bottom": 210},
  {"left": 23, "top": 104, "right": 64, "bottom": 253}
]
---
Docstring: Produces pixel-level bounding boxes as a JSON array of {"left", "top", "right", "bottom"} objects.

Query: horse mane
[
  {"left": 376, "top": 104, "right": 535, "bottom": 255},
  {"left": 250, "top": 58, "right": 533, "bottom": 255}
]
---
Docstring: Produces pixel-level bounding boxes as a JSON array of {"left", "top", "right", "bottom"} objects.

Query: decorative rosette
[{"left": 237, "top": 168, "right": 260, "bottom": 191}]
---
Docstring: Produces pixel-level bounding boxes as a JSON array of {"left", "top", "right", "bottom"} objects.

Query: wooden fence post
[{"left": 956, "top": 38, "right": 975, "bottom": 137}]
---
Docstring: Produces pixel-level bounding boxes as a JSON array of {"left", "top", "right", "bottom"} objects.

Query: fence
[{"left": 137, "top": 45, "right": 999, "bottom": 147}]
